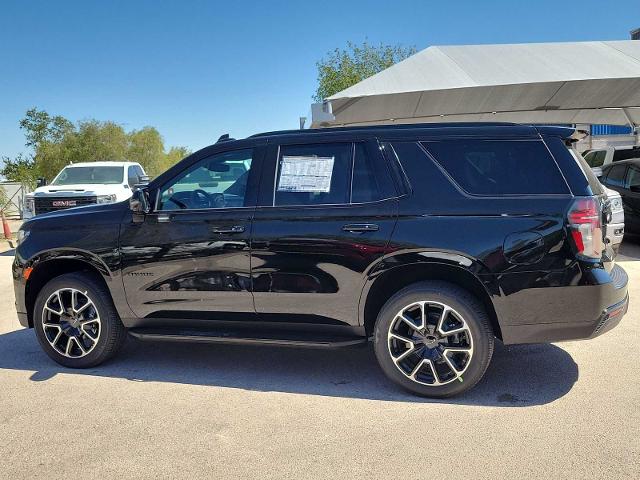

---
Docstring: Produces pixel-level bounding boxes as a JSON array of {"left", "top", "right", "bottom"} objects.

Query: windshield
[{"left": 51, "top": 166, "right": 124, "bottom": 185}]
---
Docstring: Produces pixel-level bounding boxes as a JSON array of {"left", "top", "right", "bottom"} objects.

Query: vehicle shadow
[{"left": 0, "top": 327, "right": 578, "bottom": 407}]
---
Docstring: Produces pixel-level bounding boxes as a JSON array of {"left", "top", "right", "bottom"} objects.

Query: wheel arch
[
  {"left": 24, "top": 252, "right": 112, "bottom": 328},
  {"left": 360, "top": 259, "right": 502, "bottom": 340}
]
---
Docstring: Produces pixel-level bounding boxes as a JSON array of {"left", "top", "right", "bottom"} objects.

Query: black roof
[
  {"left": 248, "top": 122, "right": 575, "bottom": 140},
  {"left": 602, "top": 157, "right": 640, "bottom": 168}
]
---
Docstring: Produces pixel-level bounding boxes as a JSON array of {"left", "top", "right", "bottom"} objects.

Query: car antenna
[{"left": 216, "top": 133, "right": 235, "bottom": 143}]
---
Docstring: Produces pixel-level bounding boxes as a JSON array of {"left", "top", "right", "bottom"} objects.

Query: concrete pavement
[{"left": 0, "top": 244, "right": 638, "bottom": 479}]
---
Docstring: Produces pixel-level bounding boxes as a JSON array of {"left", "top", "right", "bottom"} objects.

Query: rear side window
[
  {"left": 352, "top": 143, "right": 387, "bottom": 203},
  {"left": 422, "top": 140, "right": 569, "bottom": 195},
  {"left": 273, "top": 142, "right": 394, "bottom": 206},
  {"left": 603, "top": 165, "right": 627, "bottom": 188}
]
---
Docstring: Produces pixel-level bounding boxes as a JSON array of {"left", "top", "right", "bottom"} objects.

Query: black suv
[{"left": 12, "top": 123, "right": 629, "bottom": 397}]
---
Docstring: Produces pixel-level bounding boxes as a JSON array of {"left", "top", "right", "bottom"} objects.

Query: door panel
[
  {"left": 251, "top": 200, "right": 397, "bottom": 326},
  {"left": 250, "top": 138, "right": 398, "bottom": 326},
  {"left": 120, "top": 143, "right": 263, "bottom": 323},
  {"left": 121, "top": 209, "right": 254, "bottom": 320}
]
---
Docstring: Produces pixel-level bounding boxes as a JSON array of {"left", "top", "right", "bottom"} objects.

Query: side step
[{"left": 128, "top": 327, "right": 368, "bottom": 349}]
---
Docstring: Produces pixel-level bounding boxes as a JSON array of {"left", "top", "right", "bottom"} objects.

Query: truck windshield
[{"left": 51, "top": 166, "right": 124, "bottom": 185}]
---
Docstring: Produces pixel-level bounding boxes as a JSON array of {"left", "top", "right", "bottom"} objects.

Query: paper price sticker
[{"left": 277, "top": 155, "right": 335, "bottom": 193}]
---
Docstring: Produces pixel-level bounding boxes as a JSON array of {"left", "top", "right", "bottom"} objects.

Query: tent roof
[{"left": 313, "top": 40, "right": 640, "bottom": 127}]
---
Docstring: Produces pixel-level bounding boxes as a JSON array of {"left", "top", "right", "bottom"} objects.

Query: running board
[{"left": 128, "top": 327, "right": 368, "bottom": 349}]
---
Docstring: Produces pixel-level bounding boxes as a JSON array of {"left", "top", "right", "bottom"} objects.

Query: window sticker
[{"left": 277, "top": 155, "right": 335, "bottom": 192}]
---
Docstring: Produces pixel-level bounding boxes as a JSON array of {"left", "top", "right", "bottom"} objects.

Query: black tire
[
  {"left": 373, "top": 281, "right": 494, "bottom": 398},
  {"left": 33, "top": 272, "right": 127, "bottom": 368}
]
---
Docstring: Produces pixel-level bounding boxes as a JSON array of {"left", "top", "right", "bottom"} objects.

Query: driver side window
[{"left": 159, "top": 149, "right": 253, "bottom": 210}]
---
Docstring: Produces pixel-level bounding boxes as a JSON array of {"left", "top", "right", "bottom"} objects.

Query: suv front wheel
[
  {"left": 33, "top": 272, "right": 127, "bottom": 368},
  {"left": 374, "top": 281, "right": 494, "bottom": 397}
]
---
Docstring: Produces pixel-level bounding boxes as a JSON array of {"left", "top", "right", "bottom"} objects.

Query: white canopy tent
[{"left": 309, "top": 40, "right": 640, "bottom": 129}]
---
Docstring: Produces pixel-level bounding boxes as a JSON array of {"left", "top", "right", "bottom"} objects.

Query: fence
[{"left": 0, "top": 182, "right": 26, "bottom": 219}]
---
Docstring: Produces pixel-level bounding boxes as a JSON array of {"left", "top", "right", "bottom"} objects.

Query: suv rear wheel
[
  {"left": 33, "top": 272, "right": 127, "bottom": 368},
  {"left": 374, "top": 281, "right": 494, "bottom": 397}
]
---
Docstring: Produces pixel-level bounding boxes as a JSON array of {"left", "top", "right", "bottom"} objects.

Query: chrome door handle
[
  {"left": 211, "top": 225, "right": 245, "bottom": 234},
  {"left": 342, "top": 223, "right": 379, "bottom": 233}
]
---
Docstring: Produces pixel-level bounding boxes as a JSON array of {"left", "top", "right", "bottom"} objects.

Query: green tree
[
  {"left": 314, "top": 41, "right": 416, "bottom": 101},
  {"left": 1, "top": 108, "right": 190, "bottom": 184},
  {"left": 161, "top": 146, "right": 191, "bottom": 173},
  {"left": 19, "top": 107, "right": 73, "bottom": 148},
  {"left": 0, "top": 153, "right": 38, "bottom": 189},
  {"left": 127, "top": 127, "right": 165, "bottom": 177}
]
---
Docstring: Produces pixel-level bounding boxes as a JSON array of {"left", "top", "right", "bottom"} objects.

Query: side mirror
[
  {"left": 36, "top": 177, "right": 47, "bottom": 188},
  {"left": 130, "top": 189, "right": 150, "bottom": 215}
]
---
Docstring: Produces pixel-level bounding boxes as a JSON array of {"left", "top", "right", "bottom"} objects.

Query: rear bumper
[
  {"left": 606, "top": 222, "right": 624, "bottom": 254},
  {"left": 498, "top": 264, "right": 629, "bottom": 344}
]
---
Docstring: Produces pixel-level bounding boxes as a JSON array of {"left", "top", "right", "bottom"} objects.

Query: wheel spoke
[
  {"left": 65, "top": 336, "right": 73, "bottom": 356},
  {"left": 71, "top": 290, "right": 78, "bottom": 313},
  {"left": 436, "top": 306, "right": 450, "bottom": 333},
  {"left": 418, "top": 302, "right": 426, "bottom": 330},
  {"left": 439, "top": 325, "right": 467, "bottom": 337},
  {"left": 398, "top": 314, "right": 420, "bottom": 331},
  {"left": 44, "top": 305, "right": 63, "bottom": 316},
  {"left": 389, "top": 332, "right": 414, "bottom": 345},
  {"left": 410, "top": 359, "right": 426, "bottom": 379},
  {"left": 75, "top": 301, "right": 92, "bottom": 315},
  {"left": 52, "top": 330, "right": 63, "bottom": 346},
  {"left": 56, "top": 291, "right": 65, "bottom": 312},
  {"left": 80, "top": 323, "right": 99, "bottom": 343},
  {"left": 443, "top": 348, "right": 472, "bottom": 374},
  {"left": 392, "top": 346, "right": 416, "bottom": 363},
  {"left": 424, "top": 360, "right": 441, "bottom": 385},
  {"left": 72, "top": 337, "right": 87, "bottom": 355}
]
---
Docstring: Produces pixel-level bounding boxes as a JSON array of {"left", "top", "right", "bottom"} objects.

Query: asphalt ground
[{"left": 0, "top": 240, "right": 638, "bottom": 479}]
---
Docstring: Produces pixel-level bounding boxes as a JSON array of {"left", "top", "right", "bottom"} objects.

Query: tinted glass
[
  {"left": 584, "top": 151, "right": 606, "bottom": 168},
  {"left": 160, "top": 149, "right": 253, "bottom": 210},
  {"left": 52, "top": 166, "right": 124, "bottom": 185},
  {"left": 127, "top": 166, "right": 138, "bottom": 187},
  {"left": 626, "top": 165, "right": 640, "bottom": 189},
  {"left": 586, "top": 151, "right": 606, "bottom": 167},
  {"left": 274, "top": 143, "right": 352, "bottom": 206},
  {"left": 352, "top": 143, "right": 384, "bottom": 203},
  {"left": 422, "top": 140, "right": 568, "bottom": 195},
  {"left": 381, "top": 142, "right": 411, "bottom": 195},
  {"left": 604, "top": 164, "right": 626, "bottom": 188},
  {"left": 613, "top": 148, "right": 640, "bottom": 162}
]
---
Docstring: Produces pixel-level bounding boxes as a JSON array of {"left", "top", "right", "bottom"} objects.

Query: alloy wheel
[
  {"left": 41, "top": 288, "right": 101, "bottom": 358},
  {"left": 387, "top": 301, "right": 473, "bottom": 386}
]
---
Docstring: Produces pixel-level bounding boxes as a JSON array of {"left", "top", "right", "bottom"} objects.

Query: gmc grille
[{"left": 34, "top": 196, "right": 97, "bottom": 215}]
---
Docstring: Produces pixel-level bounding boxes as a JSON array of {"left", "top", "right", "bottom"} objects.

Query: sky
[{"left": 1, "top": 0, "right": 639, "bottom": 160}]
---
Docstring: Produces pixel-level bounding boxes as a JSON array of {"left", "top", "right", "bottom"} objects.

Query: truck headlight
[
  {"left": 96, "top": 194, "right": 117, "bottom": 204},
  {"left": 610, "top": 197, "right": 623, "bottom": 212},
  {"left": 25, "top": 197, "right": 34, "bottom": 213},
  {"left": 16, "top": 229, "right": 30, "bottom": 245}
]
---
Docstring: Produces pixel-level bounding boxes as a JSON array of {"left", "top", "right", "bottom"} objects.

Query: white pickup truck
[
  {"left": 24, "top": 161, "right": 147, "bottom": 218},
  {"left": 583, "top": 145, "right": 640, "bottom": 177}
]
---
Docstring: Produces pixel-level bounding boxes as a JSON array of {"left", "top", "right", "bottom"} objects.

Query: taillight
[{"left": 567, "top": 197, "right": 603, "bottom": 260}]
